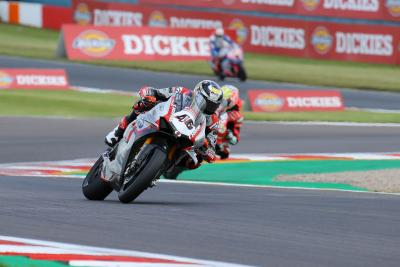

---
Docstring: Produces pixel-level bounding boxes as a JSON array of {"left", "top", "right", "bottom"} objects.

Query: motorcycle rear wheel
[
  {"left": 82, "top": 156, "right": 113, "bottom": 200},
  {"left": 238, "top": 64, "right": 247, "bottom": 82},
  {"left": 118, "top": 146, "right": 166, "bottom": 203}
]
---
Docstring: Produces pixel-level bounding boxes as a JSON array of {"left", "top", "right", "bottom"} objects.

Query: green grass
[
  {"left": 0, "top": 89, "right": 135, "bottom": 118},
  {"left": 0, "top": 256, "right": 68, "bottom": 267},
  {"left": 1, "top": 89, "right": 400, "bottom": 123},
  {"left": 0, "top": 23, "right": 58, "bottom": 59},
  {"left": 244, "top": 110, "right": 400, "bottom": 123},
  {"left": 1, "top": 23, "right": 400, "bottom": 92}
]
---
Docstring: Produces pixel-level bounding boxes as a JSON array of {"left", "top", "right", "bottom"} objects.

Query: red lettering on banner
[
  {"left": 0, "top": 69, "right": 69, "bottom": 90},
  {"left": 248, "top": 90, "right": 344, "bottom": 112}
]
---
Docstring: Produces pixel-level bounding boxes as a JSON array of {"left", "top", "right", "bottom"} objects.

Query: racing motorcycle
[
  {"left": 82, "top": 95, "right": 207, "bottom": 203},
  {"left": 212, "top": 43, "right": 247, "bottom": 82}
]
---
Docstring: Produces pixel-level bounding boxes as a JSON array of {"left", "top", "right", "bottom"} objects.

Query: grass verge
[
  {"left": 0, "top": 89, "right": 134, "bottom": 118},
  {"left": 1, "top": 89, "right": 400, "bottom": 123},
  {"left": 244, "top": 111, "right": 400, "bottom": 123},
  {"left": 1, "top": 23, "right": 400, "bottom": 92}
]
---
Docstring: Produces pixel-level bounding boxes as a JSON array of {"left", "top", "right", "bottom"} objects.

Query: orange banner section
[{"left": 8, "top": 2, "right": 19, "bottom": 24}]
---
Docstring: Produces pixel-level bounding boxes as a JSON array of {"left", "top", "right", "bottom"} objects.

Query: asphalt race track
[
  {"left": 1, "top": 117, "right": 400, "bottom": 163},
  {"left": 1, "top": 117, "right": 400, "bottom": 266},
  {"left": 1, "top": 175, "right": 400, "bottom": 267},
  {"left": 2, "top": 55, "right": 400, "bottom": 110}
]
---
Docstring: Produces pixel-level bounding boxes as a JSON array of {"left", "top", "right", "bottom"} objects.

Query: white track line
[{"left": 159, "top": 179, "right": 400, "bottom": 196}]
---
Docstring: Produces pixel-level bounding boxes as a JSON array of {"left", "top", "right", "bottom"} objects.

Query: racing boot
[
  {"left": 105, "top": 125, "right": 124, "bottom": 147},
  {"left": 216, "top": 143, "right": 230, "bottom": 160}
]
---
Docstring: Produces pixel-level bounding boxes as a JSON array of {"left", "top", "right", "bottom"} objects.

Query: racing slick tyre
[
  {"left": 238, "top": 64, "right": 247, "bottom": 82},
  {"left": 118, "top": 147, "right": 166, "bottom": 203},
  {"left": 82, "top": 156, "right": 113, "bottom": 201}
]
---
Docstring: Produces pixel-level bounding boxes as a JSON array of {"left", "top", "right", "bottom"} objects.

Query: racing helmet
[
  {"left": 193, "top": 80, "right": 223, "bottom": 115},
  {"left": 215, "top": 27, "right": 224, "bottom": 37},
  {"left": 221, "top": 85, "right": 239, "bottom": 110}
]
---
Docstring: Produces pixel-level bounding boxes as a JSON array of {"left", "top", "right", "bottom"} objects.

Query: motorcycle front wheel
[
  {"left": 82, "top": 156, "right": 113, "bottom": 200},
  {"left": 118, "top": 146, "right": 167, "bottom": 203}
]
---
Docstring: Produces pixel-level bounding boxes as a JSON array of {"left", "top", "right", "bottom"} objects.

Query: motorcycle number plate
[{"left": 170, "top": 110, "right": 197, "bottom": 137}]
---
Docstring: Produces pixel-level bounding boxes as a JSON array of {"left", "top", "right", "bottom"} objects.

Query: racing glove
[
  {"left": 133, "top": 96, "right": 157, "bottom": 113},
  {"left": 138, "top": 86, "right": 156, "bottom": 98},
  {"left": 228, "top": 110, "right": 243, "bottom": 123},
  {"left": 199, "top": 147, "right": 217, "bottom": 163}
]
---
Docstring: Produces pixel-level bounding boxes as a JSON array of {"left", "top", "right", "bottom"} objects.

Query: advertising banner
[
  {"left": 42, "top": 5, "right": 73, "bottom": 30},
  {"left": 61, "top": 25, "right": 230, "bottom": 61},
  {"left": 139, "top": 0, "right": 400, "bottom": 22},
  {"left": 307, "top": 22, "right": 399, "bottom": 64},
  {"left": 248, "top": 90, "right": 344, "bottom": 112},
  {"left": 0, "top": 69, "right": 69, "bottom": 90},
  {"left": 72, "top": 0, "right": 224, "bottom": 29},
  {"left": 70, "top": 0, "right": 400, "bottom": 64}
]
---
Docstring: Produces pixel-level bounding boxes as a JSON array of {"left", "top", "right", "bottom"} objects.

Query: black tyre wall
[
  {"left": 118, "top": 147, "right": 167, "bottom": 203},
  {"left": 82, "top": 156, "right": 113, "bottom": 201}
]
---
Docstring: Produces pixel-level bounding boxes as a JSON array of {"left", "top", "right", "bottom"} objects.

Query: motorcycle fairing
[
  {"left": 101, "top": 96, "right": 207, "bottom": 183},
  {"left": 101, "top": 98, "right": 175, "bottom": 183}
]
